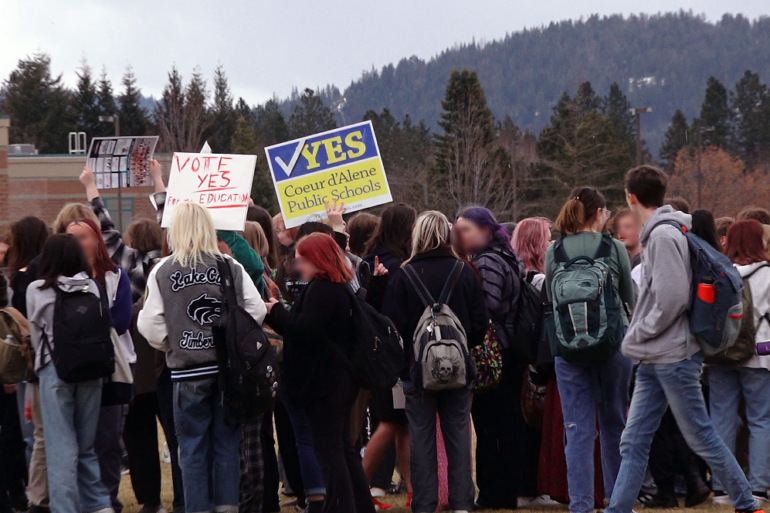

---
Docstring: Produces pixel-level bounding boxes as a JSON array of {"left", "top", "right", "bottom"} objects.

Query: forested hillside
[{"left": 281, "top": 12, "right": 770, "bottom": 156}]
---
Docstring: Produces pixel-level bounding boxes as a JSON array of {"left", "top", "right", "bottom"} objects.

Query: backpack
[
  {"left": 214, "top": 258, "right": 278, "bottom": 423},
  {"left": 43, "top": 283, "right": 115, "bottom": 383},
  {"left": 548, "top": 234, "right": 624, "bottom": 364},
  {"left": 0, "top": 308, "right": 33, "bottom": 384},
  {"left": 513, "top": 271, "right": 546, "bottom": 364},
  {"left": 341, "top": 287, "right": 404, "bottom": 391},
  {"left": 705, "top": 263, "right": 768, "bottom": 365},
  {"left": 651, "top": 221, "right": 744, "bottom": 356},
  {"left": 404, "top": 261, "right": 475, "bottom": 391}
]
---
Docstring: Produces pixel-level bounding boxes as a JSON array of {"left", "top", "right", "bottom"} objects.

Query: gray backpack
[{"left": 404, "top": 261, "right": 474, "bottom": 391}]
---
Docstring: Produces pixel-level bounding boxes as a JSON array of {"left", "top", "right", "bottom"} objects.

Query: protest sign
[
  {"left": 161, "top": 152, "right": 257, "bottom": 231},
  {"left": 87, "top": 136, "right": 159, "bottom": 188},
  {"left": 265, "top": 121, "right": 392, "bottom": 228}
]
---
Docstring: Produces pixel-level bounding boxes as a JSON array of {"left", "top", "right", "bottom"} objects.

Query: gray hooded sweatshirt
[{"left": 621, "top": 205, "right": 697, "bottom": 363}]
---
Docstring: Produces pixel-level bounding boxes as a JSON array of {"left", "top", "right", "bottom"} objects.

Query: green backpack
[
  {"left": 548, "top": 235, "right": 624, "bottom": 364},
  {"left": 705, "top": 263, "right": 768, "bottom": 365}
]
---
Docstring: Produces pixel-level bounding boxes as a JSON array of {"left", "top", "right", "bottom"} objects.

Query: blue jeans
[
  {"left": 555, "top": 351, "right": 633, "bottom": 513},
  {"left": 37, "top": 364, "right": 113, "bottom": 513},
  {"left": 173, "top": 377, "right": 241, "bottom": 513},
  {"left": 606, "top": 353, "right": 757, "bottom": 513},
  {"left": 708, "top": 365, "right": 770, "bottom": 493},
  {"left": 277, "top": 385, "right": 326, "bottom": 496}
]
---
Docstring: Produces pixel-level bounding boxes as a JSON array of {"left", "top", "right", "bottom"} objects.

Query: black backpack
[
  {"left": 342, "top": 287, "right": 404, "bottom": 391},
  {"left": 514, "top": 271, "right": 545, "bottom": 364},
  {"left": 43, "top": 282, "right": 114, "bottom": 383},
  {"left": 214, "top": 258, "right": 278, "bottom": 423}
]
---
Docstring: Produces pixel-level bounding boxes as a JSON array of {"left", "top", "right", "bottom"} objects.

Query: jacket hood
[
  {"left": 56, "top": 272, "right": 95, "bottom": 293},
  {"left": 639, "top": 205, "right": 692, "bottom": 246}
]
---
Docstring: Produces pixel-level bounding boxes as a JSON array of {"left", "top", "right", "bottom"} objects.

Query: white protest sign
[{"left": 161, "top": 152, "right": 257, "bottom": 231}]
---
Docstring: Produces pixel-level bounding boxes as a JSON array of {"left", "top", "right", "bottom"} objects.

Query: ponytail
[{"left": 554, "top": 187, "right": 606, "bottom": 235}]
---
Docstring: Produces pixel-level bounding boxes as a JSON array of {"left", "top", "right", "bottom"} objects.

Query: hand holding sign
[
  {"left": 265, "top": 121, "right": 392, "bottom": 228},
  {"left": 161, "top": 152, "right": 257, "bottom": 231}
]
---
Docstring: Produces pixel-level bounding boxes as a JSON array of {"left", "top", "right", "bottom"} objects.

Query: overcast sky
[{"left": 3, "top": 0, "right": 767, "bottom": 106}]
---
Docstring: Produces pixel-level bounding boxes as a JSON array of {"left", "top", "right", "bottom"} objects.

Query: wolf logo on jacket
[{"left": 186, "top": 293, "right": 222, "bottom": 325}]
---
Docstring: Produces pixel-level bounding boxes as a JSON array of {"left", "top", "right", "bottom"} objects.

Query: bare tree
[{"left": 154, "top": 66, "right": 210, "bottom": 152}]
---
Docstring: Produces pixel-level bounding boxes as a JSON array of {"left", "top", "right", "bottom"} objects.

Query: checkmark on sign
[{"left": 275, "top": 138, "right": 305, "bottom": 177}]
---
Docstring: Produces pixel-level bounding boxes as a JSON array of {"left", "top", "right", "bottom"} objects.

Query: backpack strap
[
  {"left": 403, "top": 265, "right": 436, "bottom": 309},
  {"left": 594, "top": 234, "right": 614, "bottom": 260},
  {"left": 553, "top": 238, "right": 569, "bottom": 264},
  {"left": 743, "top": 262, "right": 770, "bottom": 281},
  {"left": 216, "top": 258, "right": 238, "bottom": 322},
  {"left": 438, "top": 261, "right": 465, "bottom": 305}
]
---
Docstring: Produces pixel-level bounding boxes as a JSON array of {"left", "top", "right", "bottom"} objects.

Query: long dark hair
[
  {"left": 37, "top": 235, "right": 92, "bottom": 290},
  {"left": 364, "top": 203, "right": 417, "bottom": 260},
  {"left": 247, "top": 205, "right": 279, "bottom": 269},
  {"left": 8, "top": 216, "right": 49, "bottom": 288},
  {"left": 691, "top": 209, "right": 722, "bottom": 253},
  {"left": 555, "top": 187, "right": 606, "bottom": 235}
]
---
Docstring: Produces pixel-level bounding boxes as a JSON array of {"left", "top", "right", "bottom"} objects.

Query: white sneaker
[
  {"left": 451, "top": 511, "right": 470, "bottom": 513},
  {"left": 713, "top": 492, "right": 732, "bottom": 506},
  {"left": 162, "top": 441, "right": 171, "bottom": 464},
  {"left": 518, "top": 495, "right": 561, "bottom": 508}
]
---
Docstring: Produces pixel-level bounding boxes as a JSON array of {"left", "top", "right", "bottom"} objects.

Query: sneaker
[
  {"left": 753, "top": 493, "right": 770, "bottom": 505},
  {"left": 372, "top": 498, "right": 393, "bottom": 510},
  {"left": 372, "top": 497, "right": 393, "bottom": 511},
  {"left": 736, "top": 509, "right": 766, "bottom": 513},
  {"left": 137, "top": 507, "right": 167, "bottom": 513},
  {"left": 645, "top": 494, "right": 678, "bottom": 509},
  {"left": 406, "top": 493, "right": 412, "bottom": 509},
  {"left": 518, "top": 495, "right": 560, "bottom": 508},
  {"left": 162, "top": 442, "right": 171, "bottom": 464},
  {"left": 714, "top": 492, "right": 732, "bottom": 506}
]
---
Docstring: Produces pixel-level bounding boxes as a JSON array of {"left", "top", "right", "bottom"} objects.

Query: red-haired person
[
  {"left": 265, "top": 233, "right": 375, "bottom": 513},
  {"left": 708, "top": 220, "right": 770, "bottom": 504},
  {"left": 66, "top": 218, "right": 133, "bottom": 512}
]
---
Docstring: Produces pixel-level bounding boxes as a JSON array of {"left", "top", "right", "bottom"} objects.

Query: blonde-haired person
[
  {"left": 544, "top": 187, "right": 635, "bottom": 513},
  {"left": 382, "top": 211, "right": 488, "bottom": 513},
  {"left": 53, "top": 203, "right": 99, "bottom": 233},
  {"left": 138, "top": 202, "right": 266, "bottom": 513}
]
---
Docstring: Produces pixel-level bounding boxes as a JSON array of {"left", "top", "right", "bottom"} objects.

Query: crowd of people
[{"left": 1, "top": 162, "right": 770, "bottom": 513}]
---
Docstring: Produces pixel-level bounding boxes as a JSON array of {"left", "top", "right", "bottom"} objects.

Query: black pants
[
  {"left": 156, "top": 371, "right": 184, "bottom": 512},
  {"left": 0, "top": 391, "right": 27, "bottom": 513},
  {"left": 471, "top": 360, "right": 526, "bottom": 508},
  {"left": 261, "top": 408, "right": 281, "bottom": 512},
  {"left": 96, "top": 404, "right": 125, "bottom": 513},
  {"left": 305, "top": 374, "right": 375, "bottom": 513},
  {"left": 124, "top": 392, "right": 162, "bottom": 507},
  {"left": 649, "top": 408, "right": 701, "bottom": 496},
  {"left": 275, "top": 396, "right": 305, "bottom": 502}
]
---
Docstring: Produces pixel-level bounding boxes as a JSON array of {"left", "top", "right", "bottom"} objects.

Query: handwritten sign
[
  {"left": 265, "top": 121, "right": 392, "bottom": 228},
  {"left": 161, "top": 152, "right": 257, "bottom": 231}
]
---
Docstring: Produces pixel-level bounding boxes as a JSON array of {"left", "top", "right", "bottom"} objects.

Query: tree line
[{"left": 1, "top": 53, "right": 769, "bottom": 220}]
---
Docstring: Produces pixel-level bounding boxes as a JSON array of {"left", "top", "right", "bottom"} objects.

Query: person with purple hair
[{"left": 455, "top": 206, "right": 527, "bottom": 509}]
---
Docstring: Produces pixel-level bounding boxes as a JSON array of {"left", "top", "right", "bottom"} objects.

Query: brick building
[{"left": 0, "top": 118, "right": 171, "bottom": 234}]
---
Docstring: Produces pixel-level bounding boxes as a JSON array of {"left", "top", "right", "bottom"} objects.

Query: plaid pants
[{"left": 240, "top": 417, "right": 265, "bottom": 513}]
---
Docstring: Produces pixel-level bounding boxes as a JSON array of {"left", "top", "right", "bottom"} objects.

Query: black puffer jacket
[
  {"left": 472, "top": 242, "right": 523, "bottom": 349},
  {"left": 382, "top": 248, "right": 488, "bottom": 380}
]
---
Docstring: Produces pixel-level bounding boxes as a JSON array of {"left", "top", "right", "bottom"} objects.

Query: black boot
[
  {"left": 684, "top": 463, "right": 711, "bottom": 507},
  {"left": 647, "top": 491, "right": 678, "bottom": 509}
]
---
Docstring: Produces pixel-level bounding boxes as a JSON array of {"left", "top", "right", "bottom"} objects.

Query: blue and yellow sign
[{"left": 265, "top": 121, "right": 392, "bottom": 228}]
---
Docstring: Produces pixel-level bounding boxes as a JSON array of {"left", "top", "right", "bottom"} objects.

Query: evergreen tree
[
  {"left": 117, "top": 66, "right": 149, "bottom": 136},
  {"left": 434, "top": 69, "right": 494, "bottom": 176},
  {"left": 231, "top": 116, "right": 277, "bottom": 212},
  {"left": 660, "top": 109, "right": 690, "bottom": 168},
  {"left": 731, "top": 70, "right": 770, "bottom": 167},
  {"left": 536, "top": 91, "right": 632, "bottom": 216},
  {"left": 255, "top": 99, "right": 290, "bottom": 146},
  {"left": 235, "top": 97, "right": 256, "bottom": 126},
  {"left": 603, "top": 82, "right": 636, "bottom": 156},
  {"left": 71, "top": 59, "right": 100, "bottom": 136},
  {"left": 3, "top": 53, "right": 74, "bottom": 153},
  {"left": 208, "top": 65, "right": 237, "bottom": 153},
  {"left": 95, "top": 68, "right": 118, "bottom": 137},
  {"left": 575, "top": 81, "right": 601, "bottom": 112},
  {"left": 287, "top": 88, "right": 336, "bottom": 139},
  {"left": 693, "top": 76, "right": 733, "bottom": 149}
]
